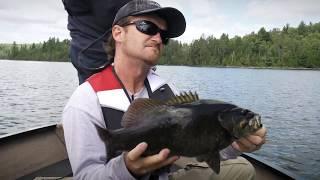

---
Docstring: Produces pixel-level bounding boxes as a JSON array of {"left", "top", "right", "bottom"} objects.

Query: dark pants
[{"left": 70, "top": 44, "right": 109, "bottom": 84}]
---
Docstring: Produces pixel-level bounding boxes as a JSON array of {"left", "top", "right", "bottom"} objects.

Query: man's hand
[
  {"left": 232, "top": 127, "right": 267, "bottom": 153},
  {"left": 124, "top": 142, "right": 179, "bottom": 176}
]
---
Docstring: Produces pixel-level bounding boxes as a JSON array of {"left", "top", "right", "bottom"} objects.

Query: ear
[{"left": 112, "top": 25, "right": 125, "bottom": 43}]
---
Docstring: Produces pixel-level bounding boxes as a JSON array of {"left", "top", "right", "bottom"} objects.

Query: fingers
[
  {"left": 254, "top": 127, "right": 267, "bottom": 138},
  {"left": 233, "top": 138, "right": 260, "bottom": 153},
  {"left": 232, "top": 127, "right": 267, "bottom": 153},
  {"left": 158, "top": 149, "right": 180, "bottom": 163},
  {"left": 245, "top": 126, "right": 267, "bottom": 146},
  {"left": 124, "top": 143, "right": 179, "bottom": 176},
  {"left": 154, "top": 148, "right": 170, "bottom": 161},
  {"left": 246, "top": 134, "right": 266, "bottom": 146},
  {"left": 126, "top": 142, "right": 148, "bottom": 161},
  {"left": 236, "top": 138, "right": 256, "bottom": 152},
  {"left": 141, "top": 149, "right": 179, "bottom": 173}
]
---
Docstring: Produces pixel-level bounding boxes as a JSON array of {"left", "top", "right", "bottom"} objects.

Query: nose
[{"left": 151, "top": 32, "right": 162, "bottom": 43}]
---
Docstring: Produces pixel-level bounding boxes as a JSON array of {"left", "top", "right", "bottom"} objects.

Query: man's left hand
[{"left": 232, "top": 127, "right": 267, "bottom": 153}]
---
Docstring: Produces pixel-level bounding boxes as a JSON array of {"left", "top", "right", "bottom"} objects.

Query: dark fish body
[{"left": 98, "top": 93, "right": 262, "bottom": 173}]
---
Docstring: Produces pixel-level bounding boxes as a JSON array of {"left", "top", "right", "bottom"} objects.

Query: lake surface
[{"left": 0, "top": 60, "right": 319, "bottom": 179}]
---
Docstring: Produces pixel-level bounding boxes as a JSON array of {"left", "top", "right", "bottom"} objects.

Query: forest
[{"left": 1, "top": 21, "right": 319, "bottom": 68}]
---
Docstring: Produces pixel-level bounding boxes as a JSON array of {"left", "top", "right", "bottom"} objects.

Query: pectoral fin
[{"left": 205, "top": 152, "right": 221, "bottom": 174}]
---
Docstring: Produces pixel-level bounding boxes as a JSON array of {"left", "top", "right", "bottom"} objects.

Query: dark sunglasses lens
[
  {"left": 136, "top": 21, "right": 169, "bottom": 44},
  {"left": 136, "top": 21, "right": 159, "bottom": 35}
]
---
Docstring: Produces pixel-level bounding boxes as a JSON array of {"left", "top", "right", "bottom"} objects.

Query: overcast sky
[{"left": 0, "top": 0, "right": 319, "bottom": 44}]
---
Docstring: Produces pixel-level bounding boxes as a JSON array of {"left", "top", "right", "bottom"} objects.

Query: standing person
[
  {"left": 62, "top": 0, "right": 267, "bottom": 179},
  {"left": 62, "top": 0, "right": 131, "bottom": 84}
]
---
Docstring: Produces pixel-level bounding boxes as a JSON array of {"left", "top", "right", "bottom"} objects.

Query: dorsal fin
[
  {"left": 165, "top": 91, "right": 199, "bottom": 105},
  {"left": 121, "top": 98, "right": 164, "bottom": 128}
]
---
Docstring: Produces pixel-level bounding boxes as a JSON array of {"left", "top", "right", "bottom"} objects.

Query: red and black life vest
[{"left": 87, "top": 66, "right": 175, "bottom": 130}]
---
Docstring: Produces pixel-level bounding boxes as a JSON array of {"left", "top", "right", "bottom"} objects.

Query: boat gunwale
[
  {"left": 0, "top": 123, "right": 58, "bottom": 142},
  {"left": 242, "top": 153, "right": 301, "bottom": 179},
  {"left": 0, "top": 124, "right": 303, "bottom": 179}
]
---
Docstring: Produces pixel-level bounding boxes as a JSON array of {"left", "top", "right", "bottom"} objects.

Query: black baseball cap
[{"left": 113, "top": 0, "right": 186, "bottom": 38}]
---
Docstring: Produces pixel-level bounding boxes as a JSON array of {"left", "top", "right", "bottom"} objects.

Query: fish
[{"left": 96, "top": 92, "right": 262, "bottom": 173}]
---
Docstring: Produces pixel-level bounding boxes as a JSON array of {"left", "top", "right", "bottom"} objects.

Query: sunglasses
[{"left": 122, "top": 20, "right": 169, "bottom": 45}]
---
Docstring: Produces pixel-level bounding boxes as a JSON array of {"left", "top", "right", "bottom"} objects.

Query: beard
[
  {"left": 133, "top": 46, "right": 162, "bottom": 66},
  {"left": 121, "top": 39, "right": 163, "bottom": 66},
  {"left": 144, "top": 42, "right": 162, "bottom": 62}
]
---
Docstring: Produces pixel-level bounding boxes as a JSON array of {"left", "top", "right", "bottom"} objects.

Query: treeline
[
  {"left": 1, "top": 21, "right": 320, "bottom": 68},
  {"left": 160, "top": 21, "right": 320, "bottom": 68},
  {"left": 0, "top": 38, "right": 70, "bottom": 62}
]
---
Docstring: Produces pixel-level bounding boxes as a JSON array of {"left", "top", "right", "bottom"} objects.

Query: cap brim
[{"left": 132, "top": 7, "right": 186, "bottom": 38}]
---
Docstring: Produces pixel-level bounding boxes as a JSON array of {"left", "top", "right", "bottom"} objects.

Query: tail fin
[
  {"left": 94, "top": 125, "right": 117, "bottom": 162},
  {"left": 94, "top": 124, "right": 112, "bottom": 141}
]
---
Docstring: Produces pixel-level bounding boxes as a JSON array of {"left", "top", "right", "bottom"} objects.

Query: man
[
  {"left": 62, "top": 0, "right": 131, "bottom": 84},
  {"left": 62, "top": 0, "right": 267, "bottom": 179}
]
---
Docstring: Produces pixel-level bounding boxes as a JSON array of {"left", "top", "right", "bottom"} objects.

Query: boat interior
[{"left": 0, "top": 124, "right": 298, "bottom": 180}]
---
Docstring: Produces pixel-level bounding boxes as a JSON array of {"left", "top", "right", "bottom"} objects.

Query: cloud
[
  {"left": 178, "top": 0, "right": 320, "bottom": 42},
  {"left": 156, "top": 0, "right": 186, "bottom": 12},
  {"left": 158, "top": 0, "right": 266, "bottom": 42},
  {"left": 246, "top": 0, "right": 320, "bottom": 25},
  {"left": 0, "top": 0, "right": 68, "bottom": 43},
  {"left": 157, "top": 0, "right": 225, "bottom": 42},
  {"left": 1, "top": 0, "right": 320, "bottom": 44}
]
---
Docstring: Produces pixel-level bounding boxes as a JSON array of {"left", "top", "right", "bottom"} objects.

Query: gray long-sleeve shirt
[{"left": 63, "top": 81, "right": 167, "bottom": 179}]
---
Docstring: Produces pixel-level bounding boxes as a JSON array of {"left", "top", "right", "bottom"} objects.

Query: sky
[{"left": 0, "top": 0, "right": 319, "bottom": 44}]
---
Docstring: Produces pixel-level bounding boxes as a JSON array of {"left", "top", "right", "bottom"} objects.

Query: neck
[{"left": 113, "top": 55, "right": 150, "bottom": 94}]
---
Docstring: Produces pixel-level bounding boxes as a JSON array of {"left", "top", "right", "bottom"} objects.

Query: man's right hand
[{"left": 124, "top": 142, "right": 179, "bottom": 176}]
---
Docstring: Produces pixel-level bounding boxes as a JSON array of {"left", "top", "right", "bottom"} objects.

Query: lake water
[{"left": 0, "top": 60, "right": 319, "bottom": 179}]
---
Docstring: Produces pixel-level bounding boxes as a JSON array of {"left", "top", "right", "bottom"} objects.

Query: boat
[{"left": 0, "top": 124, "right": 300, "bottom": 180}]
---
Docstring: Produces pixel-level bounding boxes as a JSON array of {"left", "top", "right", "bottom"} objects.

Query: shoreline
[
  {"left": 1, "top": 59, "right": 320, "bottom": 71},
  {"left": 216, "top": 65, "right": 320, "bottom": 71},
  {"left": 159, "top": 63, "right": 320, "bottom": 71}
]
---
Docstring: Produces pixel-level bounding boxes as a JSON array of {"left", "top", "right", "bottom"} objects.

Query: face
[{"left": 115, "top": 15, "right": 168, "bottom": 66}]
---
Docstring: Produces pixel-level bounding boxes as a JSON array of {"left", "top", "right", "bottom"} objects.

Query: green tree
[
  {"left": 258, "top": 27, "right": 272, "bottom": 42},
  {"left": 2, "top": 21, "right": 320, "bottom": 69},
  {"left": 297, "top": 21, "right": 307, "bottom": 36},
  {"left": 9, "top": 42, "right": 19, "bottom": 59}
]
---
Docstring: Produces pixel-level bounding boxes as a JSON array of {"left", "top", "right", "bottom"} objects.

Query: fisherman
[
  {"left": 62, "top": 0, "right": 267, "bottom": 179},
  {"left": 62, "top": 0, "right": 131, "bottom": 84}
]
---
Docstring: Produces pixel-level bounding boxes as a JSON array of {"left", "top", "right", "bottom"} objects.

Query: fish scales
[{"left": 96, "top": 92, "right": 262, "bottom": 173}]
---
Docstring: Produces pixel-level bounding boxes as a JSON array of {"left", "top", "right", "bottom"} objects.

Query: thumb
[
  {"left": 232, "top": 141, "right": 241, "bottom": 151},
  {"left": 127, "top": 142, "right": 148, "bottom": 161}
]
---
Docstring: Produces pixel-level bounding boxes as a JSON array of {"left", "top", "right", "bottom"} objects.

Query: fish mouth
[{"left": 248, "top": 115, "right": 262, "bottom": 130}]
